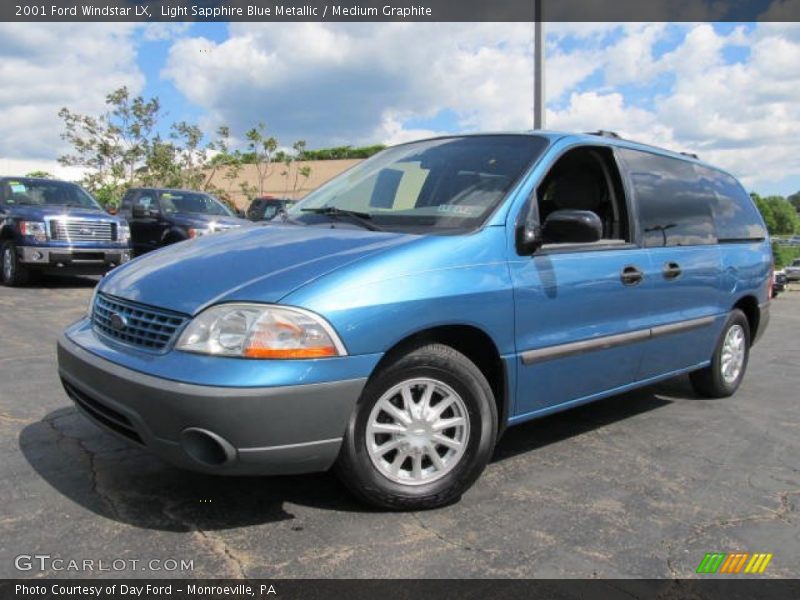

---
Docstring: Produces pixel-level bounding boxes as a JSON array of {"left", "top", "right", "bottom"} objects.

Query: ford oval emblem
[
  {"left": 109, "top": 313, "right": 128, "bottom": 331},
  {"left": 79, "top": 227, "right": 94, "bottom": 236}
]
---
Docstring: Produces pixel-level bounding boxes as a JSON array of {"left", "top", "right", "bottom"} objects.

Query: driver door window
[{"left": 535, "top": 146, "right": 631, "bottom": 245}]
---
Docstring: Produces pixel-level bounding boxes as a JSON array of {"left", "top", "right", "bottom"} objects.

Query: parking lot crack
[
  {"left": 684, "top": 488, "right": 798, "bottom": 544},
  {"left": 161, "top": 501, "right": 249, "bottom": 579},
  {"left": 43, "top": 416, "right": 122, "bottom": 521},
  {"left": 410, "top": 512, "right": 495, "bottom": 557}
]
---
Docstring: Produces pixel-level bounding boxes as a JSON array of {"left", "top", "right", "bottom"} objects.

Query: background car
[
  {"left": 784, "top": 258, "right": 800, "bottom": 281},
  {"left": 773, "top": 270, "right": 787, "bottom": 296},
  {"left": 118, "top": 187, "right": 250, "bottom": 256},
  {"left": 0, "top": 176, "right": 131, "bottom": 286},
  {"left": 246, "top": 196, "right": 296, "bottom": 221}
]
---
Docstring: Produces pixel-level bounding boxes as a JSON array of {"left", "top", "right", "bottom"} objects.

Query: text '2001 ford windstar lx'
[{"left": 57, "top": 132, "right": 771, "bottom": 509}]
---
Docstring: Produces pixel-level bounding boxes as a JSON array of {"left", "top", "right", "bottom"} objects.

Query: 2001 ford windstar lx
[{"left": 57, "top": 132, "right": 771, "bottom": 509}]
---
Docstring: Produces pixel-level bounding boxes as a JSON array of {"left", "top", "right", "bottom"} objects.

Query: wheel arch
[
  {"left": 732, "top": 294, "right": 760, "bottom": 346},
  {"left": 370, "top": 324, "right": 510, "bottom": 436},
  {"left": 162, "top": 227, "right": 188, "bottom": 244},
  {"left": 0, "top": 223, "right": 17, "bottom": 241}
]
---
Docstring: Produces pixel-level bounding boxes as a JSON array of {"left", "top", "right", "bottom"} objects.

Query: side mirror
[
  {"left": 516, "top": 219, "right": 543, "bottom": 255},
  {"left": 542, "top": 210, "right": 602, "bottom": 244}
]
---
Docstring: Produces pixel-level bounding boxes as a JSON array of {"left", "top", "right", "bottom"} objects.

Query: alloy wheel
[{"left": 365, "top": 378, "right": 470, "bottom": 486}]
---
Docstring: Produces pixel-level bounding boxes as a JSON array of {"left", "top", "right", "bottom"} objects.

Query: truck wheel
[
  {"left": 1, "top": 240, "right": 29, "bottom": 286},
  {"left": 690, "top": 309, "right": 750, "bottom": 398},
  {"left": 336, "top": 343, "right": 497, "bottom": 510}
]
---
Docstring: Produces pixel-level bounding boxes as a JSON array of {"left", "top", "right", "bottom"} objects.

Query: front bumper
[
  {"left": 19, "top": 245, "right": 131, "bottom": 270},
  {"left": 57, "top": 334, "right": 367, "bottom": 475}
]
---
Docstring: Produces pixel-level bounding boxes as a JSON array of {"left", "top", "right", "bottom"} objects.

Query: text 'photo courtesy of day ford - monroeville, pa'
[{"left": 56, "top": 131, "right": 771, "bottom": 510}]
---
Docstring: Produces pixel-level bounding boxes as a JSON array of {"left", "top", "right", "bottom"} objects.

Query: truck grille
[
  {"left": 51, "top": 219, "right": 116, "bottom": 242},
  {"left": 93, "top": 293, "right": 188, "bottom": 351}
]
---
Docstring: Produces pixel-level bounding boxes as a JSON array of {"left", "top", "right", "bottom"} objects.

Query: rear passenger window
[
  {"left": 619, "top": 148, "right": 716, "bottom": 248},
  {"left": 697, "top": 167, "right": 767, "bottom": 242}
]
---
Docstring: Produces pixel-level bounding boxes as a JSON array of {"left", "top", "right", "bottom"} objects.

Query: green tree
[
  {"left": 58, "top": 86, "right": 162, "bottom": 205},
  {"left": 755, "top": 194, "right": 799, "bottom": 235},
  {"left": 788, "top": 191, "right": 800, "bottom": 214},
  {"left": 245, "top": 123, "right": 278, "bottom": 197},
  {"left": 279, "top": 140, "right": 313, "bottom": 198},
  {"left": 25, "top": 170, "right": 54, "bottom": 179}
]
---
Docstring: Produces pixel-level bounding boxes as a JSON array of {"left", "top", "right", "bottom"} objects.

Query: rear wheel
[
  {"left": 336, "top": 343, "right": 497, "bottom": 510},
  {"left": 690, "top": 309, "right": 750, "bottom": 398},
  {"left": 1, "top": 240, "right": 29, "bottom": 286}
]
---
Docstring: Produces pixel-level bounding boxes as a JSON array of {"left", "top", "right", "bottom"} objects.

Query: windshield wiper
[{"left": 301, "top": 206, "right": 383, "bottom": 231}]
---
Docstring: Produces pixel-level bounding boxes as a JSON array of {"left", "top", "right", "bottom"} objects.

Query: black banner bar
[
  {"left": 3, "top": 0, "right": 800, "bottom": 23},
  {"left": 3, "top": 579, "right": 800, "bottom": 600}
]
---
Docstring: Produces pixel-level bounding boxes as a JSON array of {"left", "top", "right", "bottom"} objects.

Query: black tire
[
  {"left": 336, "top": 343, "right": 498, "bottom": 510},
  {"left": 690, "top": 309, "right": 750, "bottom": 398},
  {"left": 1, "top": 240, "right": 29, "bottom": 287}
]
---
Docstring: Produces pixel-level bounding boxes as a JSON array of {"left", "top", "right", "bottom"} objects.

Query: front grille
[
  {"left": 51, "top": 219, "right": 116, "bottom": 242},
  {"left": 63, "top": 379, "right": 143, "bottom": 445},
  {"left": 93, "top": 293, "right": 187, "bottom": 351}
]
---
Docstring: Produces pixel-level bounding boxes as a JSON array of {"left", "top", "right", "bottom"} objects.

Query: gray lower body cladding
[{"left": 57, "top": 334, "right": 366, "bottom": 475}]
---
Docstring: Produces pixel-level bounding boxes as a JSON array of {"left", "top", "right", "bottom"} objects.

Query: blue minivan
[{"left": 57, "top": 132, "right": 771, "bottom": 509}]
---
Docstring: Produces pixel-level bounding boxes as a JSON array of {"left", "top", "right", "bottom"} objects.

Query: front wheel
[
  {"left": 1, "top": 240, "right": 29, "bottom": 286},
  {"left": 336, "top": 344, "right": 497, "bottom": 510},
  {"left": 690, "top": 309, "right": 750, "bottom": 398}
]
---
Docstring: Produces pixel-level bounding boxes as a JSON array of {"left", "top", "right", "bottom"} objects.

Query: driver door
[
  {"left": 127, "top": 191, "right": 163, "bottom": 255},
  {"left": 509, "top": 145, "right": 655, "bottom": 418}
]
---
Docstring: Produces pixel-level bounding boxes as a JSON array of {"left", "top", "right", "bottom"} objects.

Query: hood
[
  {"left": 168, "top": 213, "right": 249, "bottom": 230},
  {"left": 99, "top": 224, "right": 417, "bottom": 315},
  {"left": 8, "top": 204, "right": 119, "bottom": 222}
]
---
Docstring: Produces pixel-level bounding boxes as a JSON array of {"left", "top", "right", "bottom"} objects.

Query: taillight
[{"left": 768, "top": 265, "right": 774, "bottom": 300}]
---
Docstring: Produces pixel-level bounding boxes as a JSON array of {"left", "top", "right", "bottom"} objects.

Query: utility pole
[{"left": 533, "top": 1, "right": 545, "bottom": 129}]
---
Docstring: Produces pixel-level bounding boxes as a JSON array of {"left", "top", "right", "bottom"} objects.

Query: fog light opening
[{"left": 180, "top": 428, "right": 236, "bottom": 466}]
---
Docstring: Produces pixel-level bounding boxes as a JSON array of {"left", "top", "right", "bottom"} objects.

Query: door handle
[
  {"left": 621, "top": 265, "right": 644, "bottom": 286},
  {"left": 663, "top": 261, "right": 682, "bottom": 280}
]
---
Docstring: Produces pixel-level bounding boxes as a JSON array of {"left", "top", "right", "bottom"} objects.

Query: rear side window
[
  {"left": 619, "top": 148, "right": 716, "bottom": 248},
  {"left": 696, "top": 167, "right": 767, "bottom": 242}
]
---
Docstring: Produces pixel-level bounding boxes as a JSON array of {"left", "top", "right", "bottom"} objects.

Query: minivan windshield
[
  {"left": 287, "top": 135, "right": 549, "bottom": 234},
  {"left": 0, "top": 178, "right": 101, "bottom": 209},
  {"left": 159, "top": 191, "right": 234, "bottom": 217}
]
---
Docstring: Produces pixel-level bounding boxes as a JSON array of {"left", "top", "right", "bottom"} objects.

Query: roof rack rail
[
  {"left": 587, "top": 130, "right": 621, "bottom": 139},
  {"left": 680, "top": 151, "right": 700, "bottom": 159}
]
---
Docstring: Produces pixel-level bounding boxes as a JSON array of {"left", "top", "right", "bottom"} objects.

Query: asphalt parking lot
[{"left": 1, "top": 277, "right": 798, "bottom": 579}]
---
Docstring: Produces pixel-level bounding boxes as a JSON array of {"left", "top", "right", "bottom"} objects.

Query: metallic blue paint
[
  {"left": 66, "top": 132, "right": 772, "bottom": 432},
  {"left": 65, "top": 318, "right": 382, "bottom": 388}
]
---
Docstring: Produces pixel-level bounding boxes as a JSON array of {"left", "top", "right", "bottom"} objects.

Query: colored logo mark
[{"left": 696, "top": 552, "right": 773, "bottom": 574}]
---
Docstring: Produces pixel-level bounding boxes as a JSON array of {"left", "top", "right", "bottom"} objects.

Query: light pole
[{"left": 533, "top": 1, "right": 545, "bottom": 129}]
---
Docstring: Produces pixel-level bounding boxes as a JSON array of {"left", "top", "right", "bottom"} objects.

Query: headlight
[
  {"left": 175, "top": 304, "right": 346, "bottom": 359},
  {"left": 187, "top": 227, "right": 211, "bottom": 238},
  {"left": 19, "top": 221, "right": 47, "bottom": 242},
  {"left": 117, "top": 222, "right": 131, "bottom": 243}
]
